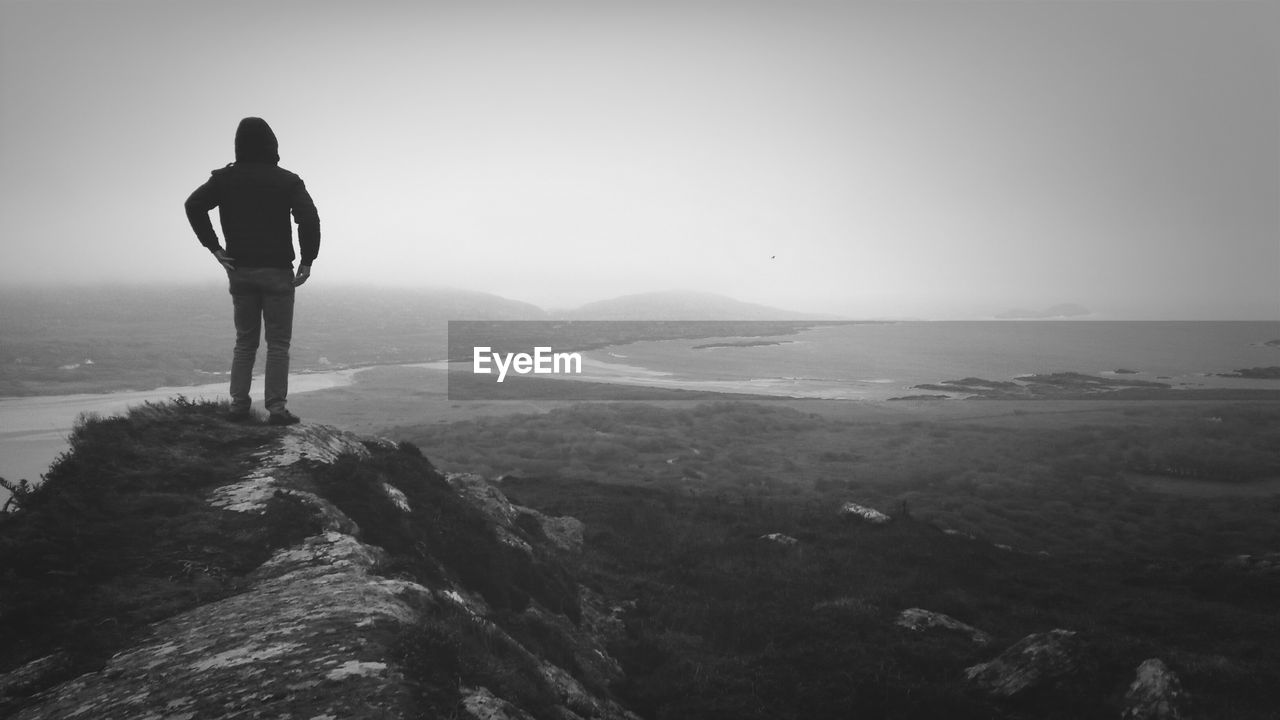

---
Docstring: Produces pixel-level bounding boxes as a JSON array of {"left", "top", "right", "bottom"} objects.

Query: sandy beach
[{"left": 570, "top": 351, "right": 886, "bottom": 399}]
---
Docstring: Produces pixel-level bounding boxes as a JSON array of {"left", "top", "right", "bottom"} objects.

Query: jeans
[{"left": 227, "top": 267, "right": 295, "bottom": 414}]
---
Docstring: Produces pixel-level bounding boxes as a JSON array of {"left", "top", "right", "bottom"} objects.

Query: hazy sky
[{"left": 1, "top": 0, "right": 1277, "bottom": 319}]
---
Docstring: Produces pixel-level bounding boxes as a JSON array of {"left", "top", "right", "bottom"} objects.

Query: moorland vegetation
[
  {"left": 3, "top": 399, "right": 1280, "bottom": 717},
  {"left": 396, "top": 400, "right": 1280, "bottom": 718},
  {"left": 398, "top": 401, "right": 1280, "bottom": 558}
]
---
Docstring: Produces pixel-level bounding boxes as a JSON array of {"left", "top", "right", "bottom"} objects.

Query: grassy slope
[{"left": 396, "top": 400, "right": 1280, "bottom": 719}]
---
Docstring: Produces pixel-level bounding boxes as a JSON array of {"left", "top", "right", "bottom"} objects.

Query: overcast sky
[{"left": 1, "top": 0, "right": 1276, "bottom": 319}]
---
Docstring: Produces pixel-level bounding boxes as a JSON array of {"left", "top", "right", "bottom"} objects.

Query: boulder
[
  {"left": 535, "top": 512, "right": 586, "bottom": 553},
  {"left": 1122, "top": 658, "right": 1187, "bottom": 720},
  {"left": 895, "top": 608, "right": 992, "bottom": 645},
  {"left": 461, "top": 686, "right": 536, "bottom": 720},
  {"left": 448, "top": 473, "right": 585, "bottom": 554},
  {"left": 838, "top": 502, "right": 890, "bottom": 524},
  {"left": 964, "top": 629, "right": 1088, "bottom": 698}
]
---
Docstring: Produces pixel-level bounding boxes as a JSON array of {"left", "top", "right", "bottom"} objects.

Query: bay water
[{"left": 3, "top": 322, "right": 1277, "bottom": 504}]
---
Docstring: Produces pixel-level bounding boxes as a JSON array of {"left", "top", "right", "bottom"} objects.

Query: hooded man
[{"left": 185, "top": 117, "right": 320, "bottom": 425}]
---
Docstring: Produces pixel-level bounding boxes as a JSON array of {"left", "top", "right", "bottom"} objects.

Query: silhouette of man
[{"left": 185, "top": 117, "right": 320, "bottom": 425}]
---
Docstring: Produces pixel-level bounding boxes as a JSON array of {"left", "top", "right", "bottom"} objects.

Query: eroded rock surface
[
  {"left": 462, "top": 686, "right": 536, "bottom": 720},
  {"left": 448, "top": 473, "right": 585, "bottom": 553},
  {"left": 0, "top": 653, "right": 72, "bottom": 706},
  {"left": 964, "top": 629, "right": 1088, "bottom": 699},
  {"left": 895, "top": 608, "right": 992, "bottom": 645},
  {"left": 838, "top": 501, "right": 891, "bottom": 523},
  {"left": 9, "top": 427, "right": 425, "bottom": 720},
  {"left": 1122, "top": 658, "right": 1188, "bottom": 720},
  {"left": 207, "top": 424, "right": 367, "bottom": 533},
  {"left": 7, "top": 423, "right": 634, "bottom": 720}
]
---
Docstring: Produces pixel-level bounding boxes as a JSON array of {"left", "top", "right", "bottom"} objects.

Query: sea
[
  {"left": 568, "top": 321, "right": 1280, "bottom": 400},
  {"left": 2, "top": 321, "right": 1278, "bottom": 504}
]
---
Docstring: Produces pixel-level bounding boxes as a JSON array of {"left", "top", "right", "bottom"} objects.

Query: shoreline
[
  {"left": 0, "top": 368, "right": 365, "bottom": 493},
  {"left": 6, "top": 345, "right": 1280, "bottom": 489},
  {"left": 6, "top": 359, "right": 1280, "bottom": 507}
]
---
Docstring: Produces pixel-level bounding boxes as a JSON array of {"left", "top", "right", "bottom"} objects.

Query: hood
[{"left": 234, "top": 117, "right": 280, "bottom": 164}]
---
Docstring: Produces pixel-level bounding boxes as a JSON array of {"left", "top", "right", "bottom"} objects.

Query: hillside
[{"left": 3, "top": 400, "right": 1279, "bottom": 718}]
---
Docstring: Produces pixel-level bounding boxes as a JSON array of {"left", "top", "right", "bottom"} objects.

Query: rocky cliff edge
[{"left": 0, "top": 401, "right": 636, "bottom": 720}]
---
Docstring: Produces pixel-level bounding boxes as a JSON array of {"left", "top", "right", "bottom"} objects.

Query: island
[
  {"left": 691, "top": 340, "right": 792, "bottom": 350},
  {"left": 911, "top": 372, "right": 1171, "bottom": 399},
  {"left": 1217, "top": 366, "right": 1280, "bottom": 380}
]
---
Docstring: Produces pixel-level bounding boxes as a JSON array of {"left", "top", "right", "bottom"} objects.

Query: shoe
[
  {"left": 226, "top": 408, "right": 252, "bottom": 422},
  {"left": 267, "top": 410, "right": 301, "bottom": 426}
]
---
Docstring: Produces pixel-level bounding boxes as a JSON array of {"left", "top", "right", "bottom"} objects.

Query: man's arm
[
  {"left": 184, "top": 178, "right": 224, "bottom": 256},
  {"left": 291, "top": 179, "right": 320, "bottom": 267},
  {"left": 291, "top": 178, "right": 319, "bottom": 286}
]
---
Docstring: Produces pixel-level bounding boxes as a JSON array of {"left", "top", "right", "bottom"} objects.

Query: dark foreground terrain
[
  {"left": 397, "top": 400, "right": 1280, "bottom": 718},
  {"left": 2, "top": 399, "right": 1279, "bottom": 718}
]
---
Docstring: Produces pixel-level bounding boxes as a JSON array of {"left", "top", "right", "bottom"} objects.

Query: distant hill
[
  {"left": 308, "top": 285, "right": 548, "bottom": 323},
  {"left": 557, "top": 290, "right": 835, "bottom": 321},
  {"left": 996, "top": 303, "right": 1091, "bottom": 319}
]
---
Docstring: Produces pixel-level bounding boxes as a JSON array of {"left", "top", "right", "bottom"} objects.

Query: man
[{"left": 185, "top": 117, "right": 320, "bottom": 425}]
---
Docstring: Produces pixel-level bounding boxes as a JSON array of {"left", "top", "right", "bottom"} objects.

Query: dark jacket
[{"left": 185, "top": 118, "right": 320, "bottom": 268}]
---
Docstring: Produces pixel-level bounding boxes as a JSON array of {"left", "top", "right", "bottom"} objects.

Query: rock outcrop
[
  {"left": 0, "top": 654, "right": 73, "bottom": 706},
  {"left": 1121, "top": 658, "right": 1188, "bottom": 720},
  {"left": 448, "top": 473, "right": 585, "bottom": 554},
  {"left": 0, "top": 417, "right": 635, "bottom": 720},
  {"left": 838, "top": 501, "right": 891, "bottom": 523},
  {"left": 964, "top": 629, "right": 1088, "bottom": 699},
  {"left": 895, "top": 608, "right": 992, "bottom": 645},
  {"left": 9, "top": 530, "right": 429, "bottom": 719}
]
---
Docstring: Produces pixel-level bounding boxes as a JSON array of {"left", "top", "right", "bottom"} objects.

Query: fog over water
[{"left": 2, "top": 1, "right": 1277, "bottom": 319}]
